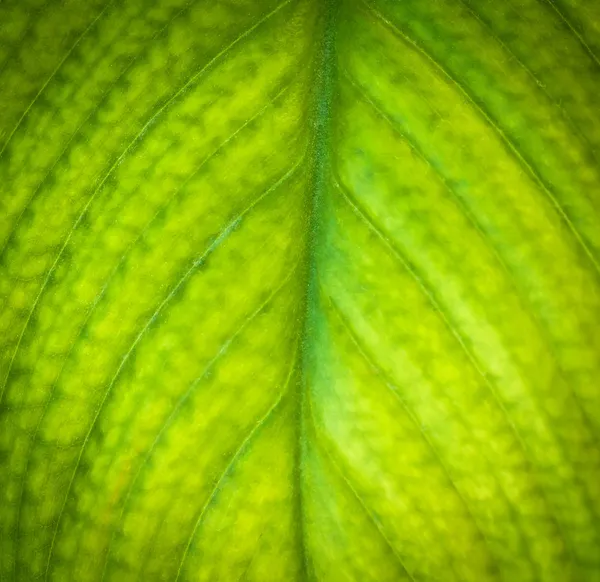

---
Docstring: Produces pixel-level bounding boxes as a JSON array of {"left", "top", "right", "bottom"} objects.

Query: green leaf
[{"left": 1, "top": 0, "right": 599, "bottom": 580}]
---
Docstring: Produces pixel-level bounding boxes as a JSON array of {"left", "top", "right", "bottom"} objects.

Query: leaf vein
[
  {"left": 325, "top": 295, "right": 504, "bottom": 580},
  {"left": 361, "top": 0, "right": 600, "bottom": 277},
  {"left": 10, "top": 82, "right": 295, "bottom": 581},
  {"left": 0, "top": 0, "right": 202, "bottom": 262},
  {"left": 341, "top": 68, "right": 600, "bottom": 454},
  {"left": 100, "top": 268, "right": 300, "bottom": 581},
  {"left": 42, "top": 157, "right": 303, "bottom": 581},
  {"left": 173, "top": 344, "right": 299, "bottom": 582},
  {"left": 456, "top": 0, "right": 599, "bottom": 166},
  {"left": 332, "top": 175, "right": 575, "bottom": 560},
  {"left": 0, "top": 0, "right": 295, "bottom": 416},
  {"left": 539, "top": 0, "right": 600, "bottom": 69},
  {"left": 0, "top": 0, "right": 115, "bottom": 164}
]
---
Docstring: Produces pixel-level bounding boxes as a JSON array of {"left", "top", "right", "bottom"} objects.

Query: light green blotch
[
  {"left": 307, "top": 297, "right": 496, "bottom": 582},
  {"left": 302, "top": 409, "right": 412, "bottom": 582}
]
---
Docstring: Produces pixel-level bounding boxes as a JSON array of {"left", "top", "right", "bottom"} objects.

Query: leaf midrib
[{"left": 296, "top": 0, "right": 339, "bottom": 577}]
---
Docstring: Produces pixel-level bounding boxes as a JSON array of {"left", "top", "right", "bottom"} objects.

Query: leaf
[{"left": 1, "top": 0, "right": 599, "bottom": 580}]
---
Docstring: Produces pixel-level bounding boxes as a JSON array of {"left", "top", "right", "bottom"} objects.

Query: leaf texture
[{"left": 0, "top": 0, "right": 599, "bottom": 581}]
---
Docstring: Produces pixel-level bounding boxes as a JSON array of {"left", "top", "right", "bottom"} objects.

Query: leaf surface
[{"left": 1, "top": 0, "right": 599, "bottom": 581}]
